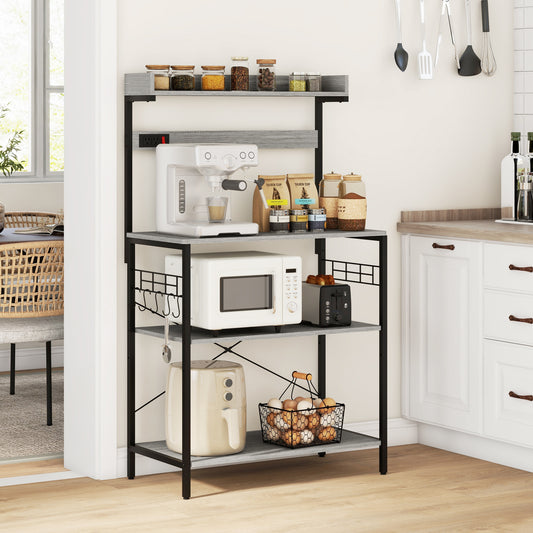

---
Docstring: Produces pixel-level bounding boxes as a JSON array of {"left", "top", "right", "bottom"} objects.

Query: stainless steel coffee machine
[{"left": 156, "top": 143, "right": 267, "bottom": 237}]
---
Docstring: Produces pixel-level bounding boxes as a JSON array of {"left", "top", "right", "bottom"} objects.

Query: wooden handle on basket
[
  {"left": 432, "top": 243, "right": 455, "bottom": 251},
  {"left": 509, "top": 315, "right": 533, "bottom": 325},
  {"left": 509, "top": 391, "right": 533, "bottom": 402},
  {"left": 509, "top": 264, "right": 533, "bottom": 273},
  {"left": 292, "top": 371, "right": 312, "bottom": 381}
]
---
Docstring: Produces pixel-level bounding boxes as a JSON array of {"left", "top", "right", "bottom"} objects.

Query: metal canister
[
  {"left": 269, "top": 209, "right": 290, "bottom": 233},
  {"left": 307, "top": 208, "right": 326, "bottom": 232},
  {"left": 290, "top": 209, "right": 308, "bottom": 233}
]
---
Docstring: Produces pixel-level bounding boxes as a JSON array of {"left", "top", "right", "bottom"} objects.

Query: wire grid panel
[
  {"left": 325, "top": 259, "right": 379, "bottom": 286},
  {"left": 0, "top": 241, "right": 64, "bottom": 317},
  {"left": 135, "top": 269, "right": 182, "bottom": 318}
]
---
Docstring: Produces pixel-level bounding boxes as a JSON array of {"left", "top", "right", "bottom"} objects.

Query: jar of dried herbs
[
  {"left": 257, "top": 59, "right": 276, "bottom": 91},
  {"left": 146, "top": 65, "right": 170, "bottom": 90},
  {"left": 171, "top": 65, "right": 195, "bottom": 90},
  {"left": 201, "top": 66, "right": 226, "bottom": 91},
  {"left": 289, "top": 72, "right": 306, "bottom": 92},
  {"left": 231, "top": 57, "right": 249, "bottom": 91}
]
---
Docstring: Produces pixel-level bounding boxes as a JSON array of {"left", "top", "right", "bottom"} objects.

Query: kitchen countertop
[{"left": 397, "top": 208, "right": 533, "bottom": 245}]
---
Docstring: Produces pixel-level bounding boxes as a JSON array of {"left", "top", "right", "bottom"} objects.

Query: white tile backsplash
[
  {"left": 525, "top": 7, "right": 533, "bottom": 27},
  {"left": 516, "top": 7, "right": 525, "bottom": 28}
]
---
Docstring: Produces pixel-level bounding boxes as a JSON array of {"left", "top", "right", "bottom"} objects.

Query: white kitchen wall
[
  {"left": 116, "top": 1, "right": 513, "bottom": 446},
  {"left": 514, "top": 0, "right": 533, "bottom": 138}
]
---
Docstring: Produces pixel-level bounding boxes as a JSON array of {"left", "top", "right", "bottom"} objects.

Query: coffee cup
[{"left": 207, "top": 196, "right": 228, "bottom": 223}]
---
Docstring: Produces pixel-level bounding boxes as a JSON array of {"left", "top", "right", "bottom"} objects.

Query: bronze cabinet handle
[
  {"left": 509, "top": 391, "right": 533, "bottom": 402},
  {"left": 432, "top": 243, "right": 455, "bottom": 251},
  {"left": 509, "top": 264, "right": 533, "bottom": 273},
  {"left": 509, "top": 315, "right": 533, "bottom": 324}
]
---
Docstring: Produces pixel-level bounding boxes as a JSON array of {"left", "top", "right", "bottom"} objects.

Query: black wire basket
[{"left": 258, "top": 371, "right": 345, "bottom": 449}]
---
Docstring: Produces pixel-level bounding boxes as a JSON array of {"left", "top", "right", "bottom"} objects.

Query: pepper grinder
[{"left": 517, "top": 174, "right": 533, "bottom": 221}]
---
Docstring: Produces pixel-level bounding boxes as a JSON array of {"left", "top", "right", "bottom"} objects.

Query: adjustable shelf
[
  {"left": 125, "top": 73, "right": 349, "bottom": 99},
  {"left": 124, "top": 73, "right": 388, "bottom": 499},
  {"left": 134, "top": 430, "right": 380, "bottom": 471}
]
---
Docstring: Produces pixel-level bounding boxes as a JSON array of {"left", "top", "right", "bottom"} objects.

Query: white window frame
[{"left": 5, "top": 0, "right": 64, "bottom": 183}]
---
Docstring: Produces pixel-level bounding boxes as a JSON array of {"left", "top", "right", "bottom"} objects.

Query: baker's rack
[{"left": 124, "top": 72, "right": 388, "bottom": 499}]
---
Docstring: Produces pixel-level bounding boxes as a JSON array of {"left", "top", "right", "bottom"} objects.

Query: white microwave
[{"left": 165, "top": 251, "right": 302, "bottom": 330}]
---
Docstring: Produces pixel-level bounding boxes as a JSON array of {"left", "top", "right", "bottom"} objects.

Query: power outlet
[{"left": 139, "top": 133, "right": 170, "bottom": 148}]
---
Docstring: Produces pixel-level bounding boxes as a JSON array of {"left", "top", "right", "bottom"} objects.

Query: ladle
[
  {"left": 394, "top": 0, "right": 408, "bottom": 71},
  {"left": 458, "top": 0, "right": 481, "bottom": 76}
]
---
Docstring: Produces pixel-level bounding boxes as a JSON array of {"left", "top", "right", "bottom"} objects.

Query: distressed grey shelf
[
  {"left": 127, "top": 229, "right": 386, "bottom": 247},
  {"left": 133, "top": 130, "right": 318, "bottom": 150},
  {"left": 136, "top": 321, "right": 380, "bottom": 345},
  {"left": 134, "top": 430, "right": 380, "bottom": 471},
  {"left": 125, "top": 73, "right": 349, "bottom": 99}
]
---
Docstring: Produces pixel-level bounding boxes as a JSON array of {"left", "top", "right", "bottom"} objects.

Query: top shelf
[{"left": 124, "top": 73, "right": 349, "bottom": 101}]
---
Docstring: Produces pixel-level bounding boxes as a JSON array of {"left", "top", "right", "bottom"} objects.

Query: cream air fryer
[{"left": 166, "top": 360, "right": 246, "bottom": 456}]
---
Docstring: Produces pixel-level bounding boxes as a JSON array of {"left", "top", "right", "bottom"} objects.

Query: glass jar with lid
[
  {"left": 339, "top": 173, "right": 365, "bottom": 198},
  {"left": 257, "top": 59, "right": 276, "bottom": 91},
  {"left": 289, "top": 72, "right": 306, "bottom": 92},
  {"left": 231, "top": 57, "right": 249, "bottom": 91},
  {"left": 201, "top": 66, "right": 226, "bottom": 91},
  {"left": 319, "top": 172, "right": 342, "bottom": 229},
  {"left": 145, "top": 64, "right": 170, "bottom": 90},
  {"left": 306, "top": 72, "right": 321, "bottom": 92},
  {"left": 170, "top": 65, "right": 195, "bottom": 90}
]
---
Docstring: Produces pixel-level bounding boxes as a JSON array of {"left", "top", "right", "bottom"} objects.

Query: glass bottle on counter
[
  {"left": 319, "top": 172, "right": 342, "bottom": 229},
  {"left": 201, "top": 66, "right": 226, "bottom": 91},
  {"left": 517, "top": 174, "right": 533, "bottom": 221},
  {"left": 145, "top": 65, "right": 170, "bottom": 90},
  {"left": 170, "top": 65, "right": 195, "bottom": 90},
  {"left": 257, "top": 59, "right": 276, "bottom": 91},
  {"left": 231, "top": 57, "right": 249, "bottom": 91},
  {"left": 501, "top": 132, "right": 526, "bottom": 220}
]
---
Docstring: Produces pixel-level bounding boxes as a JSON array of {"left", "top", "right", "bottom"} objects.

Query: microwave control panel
[{"left": 284, "top": 266, "right": 301, "bottom": 317}]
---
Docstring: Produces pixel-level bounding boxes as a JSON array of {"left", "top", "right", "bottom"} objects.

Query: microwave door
[{"left": 219, "top": 274, "right": 274, "bottom": 314}]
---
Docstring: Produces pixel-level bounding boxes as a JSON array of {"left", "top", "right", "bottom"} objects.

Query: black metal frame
[{"left": 124, "top": 91, "right": 387, "bottom": 500}]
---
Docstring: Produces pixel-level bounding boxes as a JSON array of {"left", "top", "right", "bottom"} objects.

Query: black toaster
[{"left": 301, "top": 282, "right": 351, "bottom": 327}]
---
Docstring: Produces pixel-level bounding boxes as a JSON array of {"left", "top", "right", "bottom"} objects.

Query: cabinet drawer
[
  {"left": 484, "top": 340, "right": 533, "bottom": 447},
  {"left": 484, "top": 290, "right": 533, "bottom": 346},
  {"left": 485, "top": 243, "right": 533, "bottom": 293}
]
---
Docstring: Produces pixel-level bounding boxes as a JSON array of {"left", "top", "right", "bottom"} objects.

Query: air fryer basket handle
[{"left": 222, "top": 408, "right": 240, "bottom": 450}]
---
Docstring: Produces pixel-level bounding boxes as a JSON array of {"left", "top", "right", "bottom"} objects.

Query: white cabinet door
[{"left": 408, "top": 236, "right": 482, "bottom": 432}]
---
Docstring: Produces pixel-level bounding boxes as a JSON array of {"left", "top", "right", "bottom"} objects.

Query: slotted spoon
[{"left": 418, "top": 0, "right": 433, "bottom": 79}]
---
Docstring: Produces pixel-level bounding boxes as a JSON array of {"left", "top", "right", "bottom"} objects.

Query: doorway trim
[{"left": 63, "top": 0, "right": 118, "bottom": 479}]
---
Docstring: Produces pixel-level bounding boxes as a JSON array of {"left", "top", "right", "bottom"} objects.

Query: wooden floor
[
  {"left": 0, "top": 457, "right": 66, "bottom": 479},
  {"left": 1, "top": 444, "right": 532, "bottom": 532}
]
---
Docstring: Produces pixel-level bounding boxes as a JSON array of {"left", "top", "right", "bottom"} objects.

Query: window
[{"left": 0, "top": 0, "right": 64, "bottom": 181}]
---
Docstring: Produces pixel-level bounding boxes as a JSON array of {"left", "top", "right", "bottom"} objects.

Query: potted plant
[{"left": 0, "top": 104, "right": 25, "bottom": 176}]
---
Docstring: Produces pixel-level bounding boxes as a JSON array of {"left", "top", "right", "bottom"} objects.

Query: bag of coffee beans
[
  {"left": 286, "top": 174, "right": 319, "bottom": 210},
  {"left": 253, "top": 175, "right": 291, "bottom": 232}
]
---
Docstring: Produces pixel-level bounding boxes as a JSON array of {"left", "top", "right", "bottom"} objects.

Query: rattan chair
[
  {"left": 0, "top": 240, "right": 64, "bottom": 426},
  {"left": 4, "top": 211, "right": 62, "bottom": 229}
]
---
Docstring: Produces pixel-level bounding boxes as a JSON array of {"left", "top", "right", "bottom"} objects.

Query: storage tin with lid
[
  {"left": 319, "top": 172, "right": 342, "bottom": 230},
  {"left": 338, "top": 173, "right": 367, "bottom": 231},
  {"left": 269, "top": 209, "right": 290, "bottom": 233},
  {"left": 290, "top": 209, "right": 308, "bottom": 232},
  {"left": 339, "top": 173, "right": 365, "bottom": 198},
  {"left": 306, "top": 72, "right": 321, "bottom": 92},
  {"left": 146, "top": 64, "right": 170, "bottom": 90},
  {"left": 307, "top": 208, "right": 326, "bottom": 232},
  {"left": 231, "top": 57, "right": 249, "bottom": 91},
  {"left": 171, "top": 65, "right": 195, "bottom": 90},
  {"left": 257, "top": 59, "right": 276, "bottom": 91},
  {"left": 201, "top": 65, "right": 226, "bottom": 91}
]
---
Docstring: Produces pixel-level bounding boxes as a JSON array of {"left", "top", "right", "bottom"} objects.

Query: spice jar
[
  {"left": 307, "top": 208, "right": 326, "bottom": 232},
  {"left": 306, "top": 72, "right": 321, "bottom": 92},
  {"left": 338, "top": 173, "right": 367, "bottom": 231},
  {"left": 269, "top": 209, "right": 290, "bottom": 233},
  {"left": 319, "top": 172, "right": 342, "bottom": 230},
  {"left": 231, "top": 57, "right": 249, "bottom": 91},
  {"left": 201, "top": 66, "right": 226, "bottom": 91},
  {"left": 290, "top": 209, "right": 308, "bottom": 233},
  {"left": 146, "top": 65, "right": 170, "bottom": 90},
  {"left": 257, "top": 59, "right": 276, "bottom": 91},
  {"left": 171, "top": 65, "right": 195, "bottom": 90},
  {"left": 289, "top": 72, "right": 306, "bottom": 92}
]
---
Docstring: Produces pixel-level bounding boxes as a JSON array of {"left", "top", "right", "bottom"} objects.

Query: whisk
[{"left": 481, "top": 0, "right": 496, "bottom": 76}]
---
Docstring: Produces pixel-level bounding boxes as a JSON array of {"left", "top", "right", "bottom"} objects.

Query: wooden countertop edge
[{"left": 397, "top": 220, "right": 533, "bottom": 245}]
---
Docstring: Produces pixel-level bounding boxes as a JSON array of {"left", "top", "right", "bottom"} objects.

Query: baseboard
[
  {"left": 418, "top": 423, "right": 533, "bottom": 473},
  {"left": 0, "top": 344, "right": 64, "bottom": 372},
  {"left": 115, "top": 417, "right": 418, "bottom": 479},
  {"left": 0, "top": 470, "right": 83, "bottom": 487}
]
